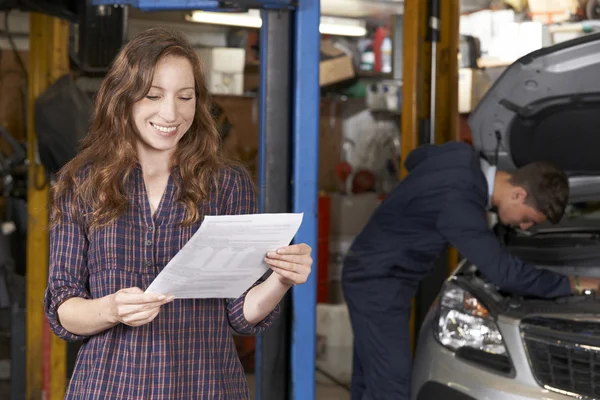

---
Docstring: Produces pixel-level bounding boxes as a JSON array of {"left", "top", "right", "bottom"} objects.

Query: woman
[{"left": 44, "top": 27, "right": 312, "bottom": 399}]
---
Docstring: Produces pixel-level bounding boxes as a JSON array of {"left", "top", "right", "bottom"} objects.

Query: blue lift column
[
  {"left": 92, "top": 1, "right": 320, "bottom": 399},
  {"left": 290, "top": 0, "right": 320, "bottom": 399}
]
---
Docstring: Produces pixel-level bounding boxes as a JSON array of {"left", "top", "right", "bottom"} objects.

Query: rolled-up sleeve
[
  {"left": 44, "top": 189, "right": 91, "bottom": 342},
  {"left": 222, "top": 168, "right": 280, "bottom": 335}
]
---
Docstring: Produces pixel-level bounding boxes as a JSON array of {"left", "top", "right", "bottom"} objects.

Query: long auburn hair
[{"left": 51, "top": 27, "right": 227, "bottom": 228}]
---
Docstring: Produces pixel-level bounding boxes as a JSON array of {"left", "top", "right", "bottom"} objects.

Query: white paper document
[{"left": 146, "top": 213, "right": 304, "bottom": 299}]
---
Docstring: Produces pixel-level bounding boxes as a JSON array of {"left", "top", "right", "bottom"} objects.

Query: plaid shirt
[{"left": 44, "top": 165, "right": 278, "bottom": 399}]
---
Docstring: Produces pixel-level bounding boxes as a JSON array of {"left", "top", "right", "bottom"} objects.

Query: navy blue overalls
[{"left": 341, "top": 142, "right": 571, "bottom": 400}]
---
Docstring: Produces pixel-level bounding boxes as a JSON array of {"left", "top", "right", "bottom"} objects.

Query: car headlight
[{"left": 434, "top": 283, "right": 506, "bottom": 355}]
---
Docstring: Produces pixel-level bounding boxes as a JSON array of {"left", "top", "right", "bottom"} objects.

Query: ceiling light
[
  {"left": 187, "top": 9, "right": 262, "bottom": 28},
  {"left": 186, "top": 10, "right": 367, "bottom": 37}
]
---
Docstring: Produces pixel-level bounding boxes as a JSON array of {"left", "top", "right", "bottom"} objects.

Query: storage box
[
  {"left": 320, "top": 40, "right": 355, "bottom": 87},
  {"left": 528, "top": 0, "right": 578, "bottom": 23},
  {"left": 458, "top": 68, "right": 491, "bottom": 113},
  {"left": 240, "top": 41, "right": 355, "bottom": 91},
  {"left": 196, "top": 47, "right": 246, "bottom": 95}
]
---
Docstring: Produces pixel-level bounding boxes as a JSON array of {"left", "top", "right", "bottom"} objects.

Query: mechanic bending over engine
[{"left": 341, "top": 141, "right": 600, "bottom": 400}]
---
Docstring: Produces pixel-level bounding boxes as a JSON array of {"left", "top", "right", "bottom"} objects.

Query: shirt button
[
  {"left": 148, "top": 225, "right": 154, "bottom": 231},
  {"left": 145, "top": 240, "right": 152, "bottom": 246},
  {"left": 145, "top": 260, "right": 152, "bottom": 267}
]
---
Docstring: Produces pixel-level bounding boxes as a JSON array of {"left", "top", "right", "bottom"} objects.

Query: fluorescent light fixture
[
  {"left": 186, "top": 10, "right": 367, "bottom": 37},
  {"left": 187, "top": 9, "right": 262, "bottom": 28},
  {"left": 319, "top": 15, "right": 366, "bottom": 37}
]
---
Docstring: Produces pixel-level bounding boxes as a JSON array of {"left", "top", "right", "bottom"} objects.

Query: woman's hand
[
  {"left": 108, "top": 287, "right": 174, "bottom": 327},
  {"left": 265, "top": 243, "right": 313, "bottom": 287}
]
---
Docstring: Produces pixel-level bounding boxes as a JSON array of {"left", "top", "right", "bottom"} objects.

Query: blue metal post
[
  {"left": 92, "top": 0, "right": 293, "bottom": 10},
  {"left": 291, "top": 0, "right": 320, "bottom": 399},
  {"left": 256, "top": 8, "right": 293, "bottom": 400}
]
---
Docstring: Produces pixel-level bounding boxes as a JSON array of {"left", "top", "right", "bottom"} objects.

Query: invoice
[{"left": 146, "top": 213, "right": 304, "bottom": 299}]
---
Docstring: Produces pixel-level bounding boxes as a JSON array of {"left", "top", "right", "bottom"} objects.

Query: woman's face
[{"left": 132, "top": 55, "right": 196, "bottom": 160}]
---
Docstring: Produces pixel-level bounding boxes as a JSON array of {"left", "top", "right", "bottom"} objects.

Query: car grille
[{"left": 521, "top": 317, "right": 600, "bottom": 399}]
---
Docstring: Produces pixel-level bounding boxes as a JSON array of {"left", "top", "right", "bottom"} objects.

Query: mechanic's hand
[
  {"left": 108, "top": 287, "right": 174, "bottom": 327},
  {"left": 265, "top": 243, "right": 313, "bottom": 287},
  {"left": 569, "top": 276, "right": 600, "bottom": 295}
]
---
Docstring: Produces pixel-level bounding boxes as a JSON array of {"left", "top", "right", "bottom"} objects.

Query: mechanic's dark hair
[{"left": 509, "top": 162, "right": 569, "bottom": 224}]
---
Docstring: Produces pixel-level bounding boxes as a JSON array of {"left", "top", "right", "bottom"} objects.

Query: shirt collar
[{"left": 480, "top": 157, "right": 496, "bottom": 209}]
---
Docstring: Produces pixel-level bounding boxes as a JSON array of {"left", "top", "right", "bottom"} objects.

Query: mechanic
[{"left": 341, "top": 141, "right": 600, "bottom": 400}]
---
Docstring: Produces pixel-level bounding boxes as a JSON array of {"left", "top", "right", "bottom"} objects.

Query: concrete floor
[{"left": 247, "top": 373, "right": 351, "bottom": 400}]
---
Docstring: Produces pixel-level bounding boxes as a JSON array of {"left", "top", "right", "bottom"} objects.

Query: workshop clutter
[
  {"left": 528, "top": 0, "right": 579, "bottom": 23},
  {"left": 315, "top": 192, "right": 379, "bottom": 386},
  {"left": 243, "top": 39, "right": 356, "bottom": 91},
  {"left": 366, "top": 80, "right": 402, "bottom": 114},
  {"left": 196, "top": 47, "right": 246, "bottom": 95},
  {"left": 316, "top": 303, "right": 353, "bottom": 386},
  {"left": 459, "top": 67, "right": 492, "bottom": 113},
  {"left": 320, "top": 39, "right": 356, "bottom": 86}
]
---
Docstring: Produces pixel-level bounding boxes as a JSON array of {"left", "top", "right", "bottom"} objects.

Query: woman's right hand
[{"left": 108, "top": 287, "right": 174, "bottom": 327}]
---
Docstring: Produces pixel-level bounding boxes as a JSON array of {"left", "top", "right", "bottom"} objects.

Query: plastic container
[{"left": 316, "top": 303, "right": 354, "bottom": 385}]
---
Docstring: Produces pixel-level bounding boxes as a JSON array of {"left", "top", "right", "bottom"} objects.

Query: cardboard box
[
  {"left": 528, "top": 0, "right": 578, "bottom": 23},
  {"left": 458, "top": 68, "right": 491, "bottom": 113},
  {"left": 196, "top": 47, "right": 245, "bottom": 95},
  {"left": 320, "top": 40, "right": 355, "bottom": 86},
  {"left": 241, "top": 41, "right": 355, "bottom": 91}
]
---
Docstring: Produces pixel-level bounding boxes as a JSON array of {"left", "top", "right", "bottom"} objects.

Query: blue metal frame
[
  {"left": 257, "top": 14, "right": 269, "bottom": 216},
  {"left": 93, "top": 1, "right": 320, "bottom": 399},
  {"left": 92, "top": 0, "right": 293, "bottom": 11},
  {"left": 290, "top": 0, "right": 320, "bottom": 398},
  {"left": 255, "top": 10, "right": 269, "bottom": 400}
]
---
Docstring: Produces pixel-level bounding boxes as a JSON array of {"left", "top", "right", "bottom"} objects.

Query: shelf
[{"left": 356, "top": 71, "right": 394, "bottom": 79}]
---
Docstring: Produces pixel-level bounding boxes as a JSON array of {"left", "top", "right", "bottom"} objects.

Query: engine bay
[
  {"left": 454, "top": 209, "right": 600, "bottom": 318},
  {"left": 455, "top": 267, "right": 600, "bottom": 316}
]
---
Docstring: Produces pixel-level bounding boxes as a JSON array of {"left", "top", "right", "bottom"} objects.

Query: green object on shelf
[{"left": 341, "top": 81, "right": 367, "bottom": 98}]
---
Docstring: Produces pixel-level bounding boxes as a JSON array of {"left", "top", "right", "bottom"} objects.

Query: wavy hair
[{"left": 51, "top": 27, "right": 227, "bottom": 228}]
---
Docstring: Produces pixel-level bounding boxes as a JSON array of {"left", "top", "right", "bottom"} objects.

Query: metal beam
[
  {"left": 401, "top": 0, "right": 461, "bottom": 352},
  {"left": 291, "top": 0, "right": 320, "bottom": 398},
  {"left": 256, "top": 8, "right": 292, "bottom": 400},
  {"left": 92, "top": 0, "right": 294, "bottom": 10},
  {"left": 391, "top": 14, "right": 403, "bottom": 82},
  {"left": 27, "top": 13, "right": 69, "bottom": 400},
  {"left": 400, "top": 0, "right": 427, "bottom": 179},
  {"left": 432, "top": 0, "right": 459, "bottom": 146},
  {"left": 438, "top": 0, "right": 460, "bottom": 275},
  {"left": 414, "top": 0, "right": 461, "bottom": 350}
]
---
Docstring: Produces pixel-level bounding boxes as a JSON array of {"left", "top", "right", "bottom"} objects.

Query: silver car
[{"left": 411, "top": 32, "right": 600, "bottom": 400}]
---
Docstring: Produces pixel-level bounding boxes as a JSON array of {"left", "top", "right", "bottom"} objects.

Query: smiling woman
[
  {"left": 43, "top": 27, "right": 313, "bottom": 400},
  {"left": 133, "top": 57, "right": 196, "bottom": 156}
]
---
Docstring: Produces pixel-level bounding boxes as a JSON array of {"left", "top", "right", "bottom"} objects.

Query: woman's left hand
[{"left": 265, "top": 243, "right": 313, "bottom": 287}]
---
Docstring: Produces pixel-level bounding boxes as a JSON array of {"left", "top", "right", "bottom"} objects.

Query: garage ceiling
[
  {"left": 320, "top": 0, "right": 495, "bottom": 18},
  {"left": 128, "top": 0, "right": 495, "bottom": 23}
]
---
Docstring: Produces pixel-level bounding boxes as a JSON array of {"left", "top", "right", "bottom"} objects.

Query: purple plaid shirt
[{"left": 44, "top": 165, "right": 278, "bottom": 399}]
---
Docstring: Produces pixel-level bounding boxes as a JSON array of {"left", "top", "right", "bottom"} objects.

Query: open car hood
[{"left": 468, "top": 32, "right": 600, "bottom": 202}]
